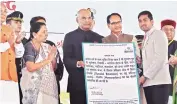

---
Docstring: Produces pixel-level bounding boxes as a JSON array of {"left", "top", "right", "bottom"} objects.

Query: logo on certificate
[{"left": 124, "top": 47, "right": 133, "bottom": 53}]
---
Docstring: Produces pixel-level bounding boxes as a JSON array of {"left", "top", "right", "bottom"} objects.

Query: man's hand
[
  {"left": 139, "top": 75, "right": 147, "bottom": 86},
  {"left": 77, "top": 61, "right": 85, "bottom": 68},
  {"left": 16, "top": 31, "right": 26, "bottom": 44},
  {"left": 8, "top": 34, "right": 15, "bottom": 46}
]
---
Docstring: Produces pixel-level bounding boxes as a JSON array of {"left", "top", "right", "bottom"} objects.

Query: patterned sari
[
  {"left": 20, "top": 42, "right": 58, "bottom": 104},
  {"left": 173, "top": 67, "right": 177, "bottom": 104},
  {"left": 173, "top": 49, "right": 177, "bottom": 104}
]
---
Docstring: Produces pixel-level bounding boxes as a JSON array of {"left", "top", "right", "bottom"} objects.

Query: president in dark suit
[{"left": 63, "top": 9, "right": 104, "bottom": 104}]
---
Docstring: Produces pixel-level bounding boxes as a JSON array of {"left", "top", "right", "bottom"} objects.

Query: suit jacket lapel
[
  {"left": 143, "top": 35, "right": 150, "bottom": 48},
  {"left": 143, "top": 27, "right": 156, "bottom": 49}
]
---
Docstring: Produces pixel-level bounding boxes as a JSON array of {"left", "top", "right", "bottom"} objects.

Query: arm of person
[
  {"left": 0, "top": 42, "right": 10, "bottom": 52},
  {"left": 54, "top": 51, "right": 64, "bottom": 81},
  {"left": 132, "top": 36, "right": 141, "bottom": 64},
  {"left": 63, "top": 34, "right": 80, "bottom": 75},
  {"left": 45, "top": 40, "right": 58, "bottom": 70},
  {"left": 144, "top": 31, "right": 168, "bottom": 79},
  {"left": 132, "top": 36, "right": 140, "bottom": 57},
  {"left": 52, "top": 59, "right": 57, "bottom": 70},
  {"left": 26, "top": 59, "right": 51, "bottom": 72},
  {"left": 45, "top": 40, "right": 64, "bottom": 80},
  {"left": 24, "top": 43, "right": 51, "bottom": 72}
]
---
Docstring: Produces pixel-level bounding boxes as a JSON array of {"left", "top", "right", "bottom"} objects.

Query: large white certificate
[{"left": 82, "top": 43, "right": 140, "bottom": 104}]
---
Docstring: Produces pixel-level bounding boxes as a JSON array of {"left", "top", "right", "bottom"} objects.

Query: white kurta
[{"left": 0, "top": 80, "right": 20, "bottom": 104}]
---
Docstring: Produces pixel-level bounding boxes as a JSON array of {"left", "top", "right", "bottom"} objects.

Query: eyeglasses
[{"left": 110, "top": 21, "right": 122, "bottom": 25}]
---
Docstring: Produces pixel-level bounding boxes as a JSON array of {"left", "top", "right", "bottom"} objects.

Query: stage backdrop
[{"left": 10, "top": 0, "right": 177, "bottom": 93}]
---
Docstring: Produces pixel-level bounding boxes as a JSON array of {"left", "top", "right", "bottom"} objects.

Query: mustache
[{"left": 141, "top": 25, "right": 146, "bottom": 27}]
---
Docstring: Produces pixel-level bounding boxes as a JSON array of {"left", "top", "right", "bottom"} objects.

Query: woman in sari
[
  {"left": 168, "top": 49, "right": 177, "bottom": 104},
  {"left": 20, "top": 22, "right": 58, "bottom": 104}
]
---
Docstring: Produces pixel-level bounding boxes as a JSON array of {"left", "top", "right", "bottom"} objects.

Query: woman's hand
[
  {"left": 169, "top": 55, "right": 177, "bottom": 65},
  {"left": 47, "top": 45, "right": 57, "bottom": 62}
]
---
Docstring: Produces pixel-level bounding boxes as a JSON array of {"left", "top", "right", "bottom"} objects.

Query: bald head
[
  {"left": 76, "top": 9, "right": 91, "bottom": 18},
  {"left": 76, "top": 9, "right": 93, "bottom": 31},
  {"left": 1, "top": 2, "right": 7, "bottom": 24}
]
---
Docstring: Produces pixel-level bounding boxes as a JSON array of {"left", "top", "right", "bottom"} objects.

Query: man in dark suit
[
  {"left": 135, "top": 35, "right": 144, "bottom": 76},
  {"left": 63, "top": 9, "right": 104, "bottom": 104}
]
